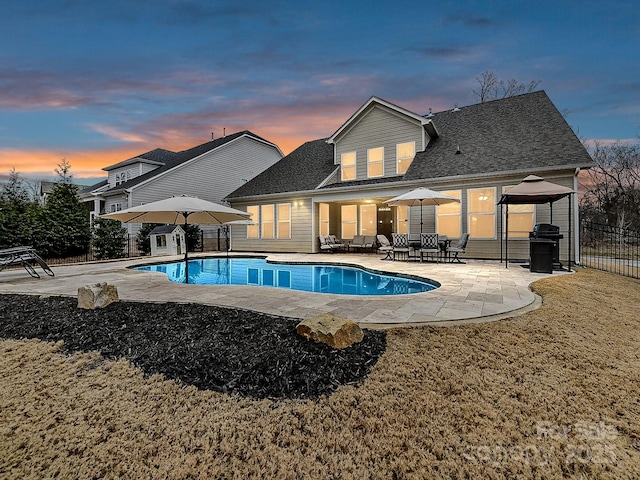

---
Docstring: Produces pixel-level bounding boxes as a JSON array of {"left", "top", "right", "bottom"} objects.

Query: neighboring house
[
  {"left": 226, "top": 91, "right": 594, "bottom": 263},
  {"left": 80, "top": 131, "right": 283, "bottom": 234}
]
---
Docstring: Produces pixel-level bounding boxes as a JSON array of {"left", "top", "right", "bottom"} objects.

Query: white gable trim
[{"left": 326, "top": 96, "right": 438, "bottom": 144}]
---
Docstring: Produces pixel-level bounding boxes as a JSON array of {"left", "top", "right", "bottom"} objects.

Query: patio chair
[
  {"left": 328, "top": 235, "right": 346, "bottom": 251},
  {"left": 350, "top": 235, "right": 376, "bottom": 253},
  {"left": 419, "top": 233, "right": 440, "bottom": 263},
  {"left": 348, "top": 235, "right": 367, "bottom": 252},
  {"left": 0, "top": 246, "right": 54, "bottom": 279},
  {"left": 391, "top": 233, "right": 410, "bottom": 261},
  {"left": 377, "top": 234, "right": 393, "bottom": 260},
  {"left": 446, "top": 233, "right": 470, "bottom": 263}
]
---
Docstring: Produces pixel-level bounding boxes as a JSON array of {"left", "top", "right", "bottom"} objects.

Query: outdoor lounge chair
[
  {"left": 419, "top": 233, "right": 440, "bottom": 263},
  {"left": 348, "top": 235, "right": 375, "bottom": 253},
  {"left": 319, "top": 235, "right": 346, "bottom": 252},
  {"left": 446, "top": 233, "right": 470, "bottom": 263},
  {"left": 377, "top": 234, "right": 393, "bottom": 260},
  {"left": 0, "top": 246, "right": 55, "bottom": 279},
  {"left": 392, "top": 233, "right": 411, "bottom": 261}
]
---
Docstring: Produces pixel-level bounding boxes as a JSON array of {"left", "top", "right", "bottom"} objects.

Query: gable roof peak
[{"left": 327, "top": 96, "right": 437, "bottom": 144}]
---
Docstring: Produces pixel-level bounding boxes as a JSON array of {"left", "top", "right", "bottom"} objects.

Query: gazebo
[{"left": 498, "top": 175, "right": 575, "bottom": 271}]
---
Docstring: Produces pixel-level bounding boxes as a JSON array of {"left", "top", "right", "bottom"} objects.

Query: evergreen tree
[
  {"left": 185, "top": 224, "right": 202, "bottom": 252},
  {"left": 91, "top": 217, "right": 128, "bottom": 259},
  {"left": 33, "top": 160, "right": 91, "bottom": 258},
  {"left": 136, "top": 223, "right": 161, "bottom": 255},
  {"left": 0, "top": 168, "right": 40, "bottom": 248}
]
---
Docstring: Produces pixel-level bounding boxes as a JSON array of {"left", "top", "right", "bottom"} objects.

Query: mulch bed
[{"left": 0, "top": 294, "right": 386, "bottom": 401}]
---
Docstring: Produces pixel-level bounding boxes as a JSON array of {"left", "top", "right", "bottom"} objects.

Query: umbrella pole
[
  {"left": 184, "top": 215, "right": 189, "bottom": 284},
  {"left": 419, "top": 199, "right": 424, "bottom": 235}
]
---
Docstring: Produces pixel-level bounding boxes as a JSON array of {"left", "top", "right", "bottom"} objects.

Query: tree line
[{"left": 1, "top": 160, "right": 203, "bottom": 260}]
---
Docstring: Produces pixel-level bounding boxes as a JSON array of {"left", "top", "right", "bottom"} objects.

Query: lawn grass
[{"left": 1, "top": 267, "right": 639, "bottom": 479}]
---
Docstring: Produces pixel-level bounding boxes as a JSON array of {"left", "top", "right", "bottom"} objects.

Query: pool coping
[{"left": 0, "top": 252, "right": 569, "bottom": 328}]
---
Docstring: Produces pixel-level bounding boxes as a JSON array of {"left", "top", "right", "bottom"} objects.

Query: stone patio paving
[{"left": 0, "top": 252, "right": 570, "bottom": 328}]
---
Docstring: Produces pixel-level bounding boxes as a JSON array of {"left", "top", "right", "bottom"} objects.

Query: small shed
[{"left": 149, "top": 225, "right": 186, "bottom": 256}]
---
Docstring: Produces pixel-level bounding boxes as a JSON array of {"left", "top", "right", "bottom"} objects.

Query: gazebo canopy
[
  {"left": 499, "top": 175, "right": 575, "bottom": 272},
  {"left": 498, "top": 175, "right": 574, "bottom": 205}
]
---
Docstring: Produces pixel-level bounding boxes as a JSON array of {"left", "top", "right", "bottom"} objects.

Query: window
[
  {"left": 247, "top": 206, "right": 259, "bottom": 239},
  {"left": 156, "top": 235, "right": 167, "bottom": 248},
  {"left": 261, "top": 205, "right": 274, "bottom": 239},
  {"left": 359, "top": 204, "right": 377, "bottom": 235},
  {"left": 397, "top": 142, "right": 415, "bottom": 174},
  {"left": 396, "top": 205, "right": 409, "bottom": 234},
  {"left": 367, "top": 147, "right": 384, "bottom": 178},
  {"left": 341, "top": 151, "right": 356, "bottom": 181},
  {"left": 467, "top": 188, "right": 496, "bottom": 239},
  {"left": 502, "top": 186, "right": 534, "bottom": 238},
  {"left": 341, "top": 205, "right": 357, "bottom": 239},
  {"left": 114, "top": 170, "right": 131, "bottom": 186},
  {"left": 319, "top": 203, "right": 329, "bottom": 236},
  {"left": 277, "top": 203, "right": 291, "bottom": 239},
  {"left": 436, "top": 190, "right": 462, "bottom": 238},
  {"left": 110, "top": 203, "right": 122, "bottom": 213}
]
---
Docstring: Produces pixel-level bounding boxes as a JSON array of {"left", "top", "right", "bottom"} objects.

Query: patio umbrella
[
  {"left": 102, "top": 195, "right": 250, "bottom": 283},
  {"left": 385, "top": 187, "right": 460, "bottom": 234}
]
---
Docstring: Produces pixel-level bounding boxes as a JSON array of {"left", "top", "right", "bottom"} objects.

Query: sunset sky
[{"left": 1, "top": 0, "right": 638, "bottom": 183}]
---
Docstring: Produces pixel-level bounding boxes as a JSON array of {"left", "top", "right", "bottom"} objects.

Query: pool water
[{"left": 135, "top": 257, "right": 439, "bottom": 295}]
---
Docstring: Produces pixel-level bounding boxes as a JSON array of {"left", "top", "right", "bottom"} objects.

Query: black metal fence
[
  {"left": 40, "top": 231, "right": 229, "bottom": 266},
  {"left": 580, "top": 220, "right": 640, "bottom": 279}
]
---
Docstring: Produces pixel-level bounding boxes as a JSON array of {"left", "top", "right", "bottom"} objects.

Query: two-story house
[
  {"left": 225, "top": 91, "right": 594, "bottom": 263},
  {"left": 80, "top": 130, "right": 283, "bottom": 234}
]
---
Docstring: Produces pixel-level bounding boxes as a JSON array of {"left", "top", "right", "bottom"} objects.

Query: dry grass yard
[{"left": 1, "top": 267, "right": 640, "bottom": 479}]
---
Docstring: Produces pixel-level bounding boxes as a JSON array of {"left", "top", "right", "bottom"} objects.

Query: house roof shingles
[
  {"left": 103, "top": 131, "right": 274, "bottom": 194},
  {"left": 227, "top": 139, "right": 336, "bottom": 198},
  {"left": 227, "top": 91, "right": 594, "bottom": 200}
]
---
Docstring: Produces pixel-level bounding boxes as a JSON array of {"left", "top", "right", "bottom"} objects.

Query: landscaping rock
[
  {"left": 77, "top": 283, "right": 119, "bottom": 309},
  {"left": 296, "top": 313, "right": 364, "bottom": 349}
]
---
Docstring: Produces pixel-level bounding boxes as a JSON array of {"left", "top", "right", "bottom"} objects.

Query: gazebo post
[
  {"left": 568, "top": 194, "right": 572, "bottom": 272},
  {"left": 505, "top": 203, "right": 509, "bottom": 269},
  {"left": 500, "top": 203, "right": 503, "bottom": 264}
]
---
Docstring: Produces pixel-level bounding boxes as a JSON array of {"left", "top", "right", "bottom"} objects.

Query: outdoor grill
[{"left": 529, "top": 223, "right": 563, "bottom": 271}]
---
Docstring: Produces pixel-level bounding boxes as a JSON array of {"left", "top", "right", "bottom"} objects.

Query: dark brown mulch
[{"left": 0, "top": 294, "right": 386, "bottom": 401}]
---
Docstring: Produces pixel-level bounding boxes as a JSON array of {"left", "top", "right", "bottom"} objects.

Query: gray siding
[
  {"left": 335, "top": 105, "right": 425, "bottom": 181},
  {"left": 131, "top": 137, "right": 282, "bottom": 207},
  {"left": 230, "top": 198, "right": 314, "bottom": 253}
]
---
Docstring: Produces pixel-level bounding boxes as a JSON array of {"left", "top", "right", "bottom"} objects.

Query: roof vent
[
  {"left": 223, "top": 127, "right": 226, "bottom": 138},
  {"left": 452, "top": 104, "right": 460, "bottom": 112},
  {"left": 211, "top": 132, "right": 215, "bottom": 141},
  {"left": 455, "top": 145, "right": 461, "bottom": 154},
  {"left": 426, "top": 107, "right": 433, "bottom": 118}
]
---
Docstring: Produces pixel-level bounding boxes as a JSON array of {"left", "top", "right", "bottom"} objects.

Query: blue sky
[{"left": 1, "top": 0, "right": 638, "bottom": 181}]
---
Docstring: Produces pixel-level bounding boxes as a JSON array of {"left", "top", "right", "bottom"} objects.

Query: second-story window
[
  {"left": 367, "top": 147, "right": 384, "bottom": 178},
  {"left": 341, "top": 151, "right": 356, "bottom": 181},
  {"left": 397, "top": 142, "right": 415, "bottom": 174}
]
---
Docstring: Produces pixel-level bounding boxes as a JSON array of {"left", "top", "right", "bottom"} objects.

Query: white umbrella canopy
[
  {"left": 385, "top": 187, "right": 460, "bottom": 234},
  {"left": 384, "top": 187, "right": 460, "bottom": 207},
  {"left": 102, "top": 195, "right": 251, "bottom": 225},
  {"left": 102, "top": 195, "right": 250, "bottom": 283}
]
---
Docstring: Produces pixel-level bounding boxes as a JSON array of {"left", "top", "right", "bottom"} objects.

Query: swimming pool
[{"left": 135, "top": 257, "right": 439, "bottom": 295}]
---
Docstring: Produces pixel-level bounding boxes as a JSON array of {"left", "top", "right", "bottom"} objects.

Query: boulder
[
  {"left": 77, "top": 282, "right": 119, "bottom": 310},
  {"left": 296, "top": 313, "right": 364, "bottom": 349}
]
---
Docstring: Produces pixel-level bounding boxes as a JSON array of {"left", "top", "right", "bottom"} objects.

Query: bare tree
[
  {"left": 580, "top": 140, "right": 640, "bottom": 230},
  {"left": 473, "top": 70, "right": 541, "bottom": 103}
]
